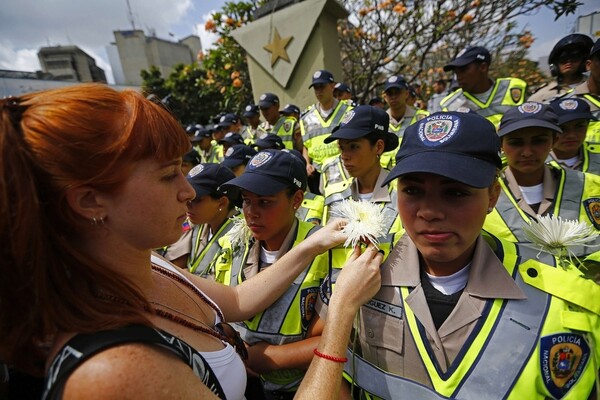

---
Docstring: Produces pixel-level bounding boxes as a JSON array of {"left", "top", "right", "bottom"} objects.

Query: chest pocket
[{"left": 359, "top": 303, "right": 404, "bottom": 366}]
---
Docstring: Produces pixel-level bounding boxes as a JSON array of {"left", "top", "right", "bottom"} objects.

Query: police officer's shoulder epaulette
[
  {"left": 300, "top": 105, "right": 315, "bottom": 118},
  {"left": 529, "top": 82, "right": 549, "bottom": 95},
  {"left": 519, "top": 259, "right": 600, "bottom": 315},
  {"left": 323, "top": 180, "right": 351, "bottom": 201}
]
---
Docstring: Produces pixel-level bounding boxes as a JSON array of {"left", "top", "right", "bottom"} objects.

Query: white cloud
[{"left": 0, "top": 40, "right": 40, "bottom": 71}]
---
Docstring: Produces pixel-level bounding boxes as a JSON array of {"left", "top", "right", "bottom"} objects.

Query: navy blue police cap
[
  {"left": 258, "top": 93, "right": 280, "bottom": 108},
  {"left": 550, "top": 97, "right": 597, "bottom": 125},
  {"left": 255, "top": 133, "right": 285, "bottom": 150},
  {"left": 324, "top": 105, "right": 398, "bottom": 152},
  {"left": 384, "top": 76, "right": 408, "bottom": 92},
  {"left": 221, "top": 144, "right": 258, "bottom": 169},
  {"left": 309, "top": 70, "right": 335, "bottom": 88},
  {"left": 220, "top": 149, "right": 307, "bottom": 195},
  {"left": 444, "top": 46, "right": 491, "bottom": 71},
  {"left": 243, "top": 104, "right": 260, "bottom": 117},
  {"left": 382, "top": 112, "right": 502, "bottom": 189},
  {"left": 218, "top": 132, "right": 245, "bottom": 146},
  {"left": 498, "top": 102, "right": 562, "bottom": 137},
  {"left": 187, "top": 163, "right": 236, "bottom": 198}
]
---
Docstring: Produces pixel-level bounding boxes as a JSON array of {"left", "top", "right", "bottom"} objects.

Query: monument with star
[{"left": 231, "top": 0, "right": 348, "bottom": 109}]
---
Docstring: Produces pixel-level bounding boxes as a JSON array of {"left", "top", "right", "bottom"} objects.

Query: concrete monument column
[{"left": 231, "top": 0, "right": 348, "bottom": 110}]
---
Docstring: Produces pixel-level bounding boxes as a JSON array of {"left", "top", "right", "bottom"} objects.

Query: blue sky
[{"left": 0, "top": 0, "right": 597, "bottom": 83}]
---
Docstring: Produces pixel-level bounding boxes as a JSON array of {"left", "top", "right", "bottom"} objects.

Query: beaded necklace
[{"left": 96, "top": 265, "right": 231, "bottom": 350}]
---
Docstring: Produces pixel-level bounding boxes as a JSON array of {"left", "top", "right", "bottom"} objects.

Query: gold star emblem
[{"left": 263, "top": 28, "right": 293, "bottom": 67}]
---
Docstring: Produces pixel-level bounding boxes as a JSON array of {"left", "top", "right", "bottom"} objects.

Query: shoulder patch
[
  {"left": 300, "top": 287, "right": 319, "bottom": 329},
  {"left": 511, "top": 88, "right": 523, "bottom": 103},
  {"left": 540, "top": 333, "right": 590, "bottom": 399},
  {"left": 583, "top": 198, "right": 600, "bottom": 229}
]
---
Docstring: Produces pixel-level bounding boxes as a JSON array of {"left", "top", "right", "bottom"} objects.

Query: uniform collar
[
  {"left": 387, "top": 105, "right": 416, "bottom": 125},
  {"left": 503, "top": 165, "right": 557, "bottom": 216},
  {"left": 381, "top": 234, "right": 525, "bottom": 300},
  {"left": 350, "top": 169, "right": 392, "bottom": 203}
]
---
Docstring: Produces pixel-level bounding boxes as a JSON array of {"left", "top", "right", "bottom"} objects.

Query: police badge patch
[
  {"left": 249, "top": 151, "right": 272, "bottom": 168},
  {"left": 540, "top": 333, "right": 590, "bottom": 399},
  {"left": 300, "top": 287, "right": 319, "bottom": 329},
  {"left": 189, "top": 164, "right": 204, "bottom": 177},
  {"left": 284, "top": 121, "right": 292, "bottom": 132},
  {"left": 511, "top": 88, "right": 523, "bottom": 103},
  {"left": 583, "top": 198, "right": 600, "bottom": 229},
  {"left": 419, "top": 114, "right": 460, "bottom": 146},
  {"left": 518, "top": 102, "right": 541, "bottom": 114}
]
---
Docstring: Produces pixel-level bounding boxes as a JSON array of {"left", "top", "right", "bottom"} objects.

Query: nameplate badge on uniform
[
  {"left": 364, "top": 298, "right": 403, "bottom": 319},
  {"left": 583, "top": 198, "right": 600, "bottom": 229},
  {"left": 540, "top": 333, "right": 590, "bottom": 399}
]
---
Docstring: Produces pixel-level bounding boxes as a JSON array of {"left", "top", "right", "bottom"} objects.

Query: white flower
[
  {"left": 330, "top": 199, "right": 386, "bottom": 248},
  {"left": 522, "top": 215, "right": 599, "bottom": 261},
  {"left": 228, "top": 215, "right": 252, "bottom": 249}
]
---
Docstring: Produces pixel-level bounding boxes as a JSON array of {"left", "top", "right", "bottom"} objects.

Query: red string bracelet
[{"left": 313, "top": 348, "right": 348, "bottom": 363}]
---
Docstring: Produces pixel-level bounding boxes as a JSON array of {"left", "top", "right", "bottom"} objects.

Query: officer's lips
[{"left": 418, "top": 230, "right": 454, "bottom": 242}]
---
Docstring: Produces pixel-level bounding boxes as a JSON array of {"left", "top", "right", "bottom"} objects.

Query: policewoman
[
  {"left": 321, "top": 106, "right": 401, "bottom": 239},
  {"left": 214, "top": 150, "right": 344, "bottom": 399},
  {"left": 483, "top": 102, "right": 600, "bottom": 259},
  {"left": 321, "top": 111, "right": 600, "bottom": 399},
  {"left": 548, "top": 97, "right": 600, "bottom": 175},
  {"left": 162, "top": 163, "right": 239, "bottom": 279}
]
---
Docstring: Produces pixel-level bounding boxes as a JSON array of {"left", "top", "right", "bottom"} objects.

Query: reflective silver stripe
[
  {"left": 496, "top": 168, "right": 584, "bottom": 246},
  {"left": 302, "top": 102, "right": 350, "bottom": 140},
  {"left": 324, "top": 185, "right": 352, "bottom": 206},
  {"left": 442, "top": 80, "right": 513, "bottom": 114},
  {"left": 343, "top": 350, "right": 448, "bottom": 400},
  {"left": 189, "top": 220, "right": 235, "bottom": 277},
  {"left": 585, "top": 145, "right": 600, "bottom": 173},
  {"left": 453, "top": 245, "right": 551, "bottom": 398},
  {"left": 345, "top": 244, "right": 552, "bottom": 399}
]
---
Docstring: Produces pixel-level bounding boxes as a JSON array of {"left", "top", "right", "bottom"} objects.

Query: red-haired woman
[{"left": 0, "top": 84, "right": 367, "bottom": 399}]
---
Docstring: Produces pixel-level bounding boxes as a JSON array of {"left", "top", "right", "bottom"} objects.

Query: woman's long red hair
[{"left": 0, "top": 84, "right": 190, "bottom": 374}]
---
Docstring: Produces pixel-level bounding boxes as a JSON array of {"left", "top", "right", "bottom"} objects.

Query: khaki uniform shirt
[
  {"left": 352, "top": 234, "right": 524, "bottom": 384},
  {"left": 527, "top": 78, "right": 584, "bottom": 103},
  {"left": 503, "top": 166, "right": 557, "bottom": 217}
]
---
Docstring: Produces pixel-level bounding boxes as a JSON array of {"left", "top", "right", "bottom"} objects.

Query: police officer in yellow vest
[
  {"left": 560, "top": 38, "right": 600, "bottom": 144},
  {"left": 189, "top": 125, "right": 222, "bottom": 164},
  {"left": 320, "top": 106, "right": 400, "bottom": 235},
  {"left": 440, "top": 46, "right": 527, "bottom": 129},
  {"left": 214, "top": 150, "right": 344, "bottom": 399},
  {"left": 301, "top": 70, "right": 354, "bottom": 194},
  {"left": 162, "top": 163, "right": 240, "bottom": 278},
  {"left": 318, "top": 111, "right": 600, "bottom": 399},
  {"left": 382, "top": 75, "right": 429, "bottom": 169},
  {"left": 241, "top": 104, "right": 262, "bottom": 146},
  {"left": 258, "top": 93, "right": 302, "bottom": 152},
  {"left": 548, "top": 97, "right": 600, "bottom": 175},
  {"left": 483, "top": 102, "right": 600, "bottom": 261},
  {"left": 529, "top": 34, "right": 593, "bottom": 104}
]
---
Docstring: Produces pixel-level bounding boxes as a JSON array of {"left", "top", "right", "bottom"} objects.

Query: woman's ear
[
  {"left": 488, "top": 180, "right": 501, "bottom": 210},
  {"left": 292, "top": 189, "right": 304, "bottom": 210},
  {"left": 65, "top": 186, "right": 106, "bottom": 221},
  {"left": 376, "top": 138, "right": 385, "bottom": 155}
]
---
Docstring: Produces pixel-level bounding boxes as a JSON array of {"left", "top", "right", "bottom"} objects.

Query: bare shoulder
[{"left": 62, "top": 343, "right": 219, "bottom": 399}]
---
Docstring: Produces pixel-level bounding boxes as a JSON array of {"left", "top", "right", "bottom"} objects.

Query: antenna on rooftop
[{"left": 126, "top": 0, "right": 136, "bottom": 30}]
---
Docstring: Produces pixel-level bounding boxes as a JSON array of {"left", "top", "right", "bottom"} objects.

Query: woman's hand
[
  {"left": 330, "top": 244, "right": 383, "bottom": 311},
  {"left": 304, "top": 218, "right": 348, "bottom": 254}
]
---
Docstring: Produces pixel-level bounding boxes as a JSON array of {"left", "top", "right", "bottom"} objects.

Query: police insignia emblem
[
  {"left": 583, "top": 198, "right": 600, "bottom": 229},
  {"left": 220, "top": 116, "right": 226, "bottom": 122},
  {"left": 456, "top": 106, "right": 471, "bottom": 113},
  {"left": 420, "top": 115, "right": 460, "bottom": 145},
  {"left": 341, "top": 110, "right": 355, "bottom": 125},
  {"left": 559, "top": 99, "right": 578, "bottom": 111},
  {"left": 250, "top": 151, "right": 272, "bottom": 168},
  {"left": 189, "top": 164, "right": 204, "bottom": 177},
  {"left": 510, "top": 88, "right": 523, "bottom": 103},
  {"left": 456, "top": 48, "right": 467, "bottom": 57},
  {"left": 225, "top": 147, "right": 234, "bottom": 157},
  {"left": 313, "top": 71, "right": 321, "bottom": 79},
  {"left": 260, "top": 94, "right": 267, "bottom": 100},
  {"left": 540, "top": 333, "right": 590, "bottom": 399},
  {"left": 518, "top": 102, "right": 542, "bottom": 114},
  {"left": 245, "top": 105, "right": 252, "bottom": 111},
  {"left": 300, "top": 287, "right": 319, "bottom": 329},
  {"left": 284, "top": 121, "right": 292, "bottom": 131},
  {"left": 388, "top": 76, "right": 398, "bottom": 83}
]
